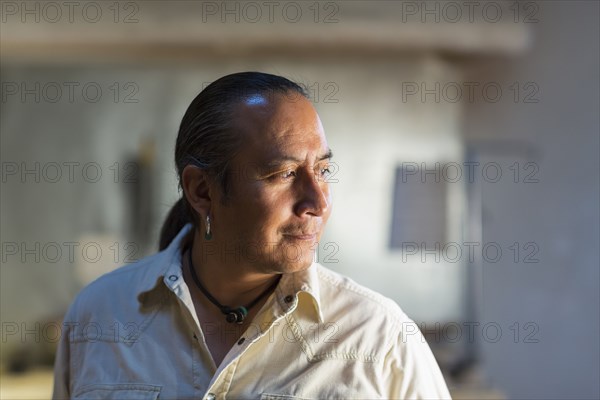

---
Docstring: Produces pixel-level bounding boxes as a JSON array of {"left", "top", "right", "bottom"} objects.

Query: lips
[
  {"left": 282, "top": 232, "right": 318, "bottom": 240},
  {"left": 285, "top": 233, "right": 316, "bottom": 239}
]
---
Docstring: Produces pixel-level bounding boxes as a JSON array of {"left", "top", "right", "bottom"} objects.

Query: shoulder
[
  {"left": 321, "top": 261, "right": 456, "bottom": 398},
  {"left": 67, "top": 224, "right": 192, "bottom": 320},
  {"left": 313, "top": 263, "right": 414, "bottom": 335},
  {"left": 64, "top": 249, "right": 171, "bottom": 328},
  {"left": 315, "top": 263, "right": 408, "bottom": 319}
]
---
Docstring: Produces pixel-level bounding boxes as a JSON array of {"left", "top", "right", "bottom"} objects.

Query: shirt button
[
  {"left": 168, "top": 275, "right": 178, "bottom": 281},
  {"left": 284, "top": 295, "right": 294, "bottom": 303},
  {"left": 206, "top": 393, "right": 216, "bottom": 400},
  {"left": 237, "top": 337, "right": 245, "bottom": 345}
]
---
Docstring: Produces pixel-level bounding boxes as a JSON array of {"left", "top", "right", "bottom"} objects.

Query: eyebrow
[{"left": 264, "top": 148, "right": 333, "bottom": 168}]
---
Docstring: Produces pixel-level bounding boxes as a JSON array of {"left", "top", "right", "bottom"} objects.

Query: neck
[{"left": 186, "top": 232, "right": 280, "bottom": 309}]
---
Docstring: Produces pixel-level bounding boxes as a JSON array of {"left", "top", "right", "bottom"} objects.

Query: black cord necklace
[{"left": 187, "top": 248, "right": 281, "bottom": 324}]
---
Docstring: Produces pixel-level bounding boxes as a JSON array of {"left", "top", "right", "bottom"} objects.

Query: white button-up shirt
[{"left": 53, "top": 224, "right": 451, "bottom": 399}]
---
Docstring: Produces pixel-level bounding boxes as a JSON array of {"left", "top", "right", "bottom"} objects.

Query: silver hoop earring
[{"left": 204, "top": 215, "right": 212, "bottom": 240}]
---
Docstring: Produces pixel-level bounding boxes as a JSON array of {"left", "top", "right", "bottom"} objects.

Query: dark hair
[{"left": 158, "top": 72, "right": 309, "bottom": 250}]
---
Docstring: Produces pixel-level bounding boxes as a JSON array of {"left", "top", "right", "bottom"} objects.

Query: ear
[{"left": 181, "top": 165, "right": 212, "bottom": 221}]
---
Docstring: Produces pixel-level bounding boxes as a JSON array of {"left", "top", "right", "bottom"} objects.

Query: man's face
[{"left": 209, "top": 92, "right": 333, "bottom": 274}]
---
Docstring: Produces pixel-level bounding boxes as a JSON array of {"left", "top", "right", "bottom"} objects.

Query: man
[{"left": 53, "top": 72, "right": 451, "bottom": 399}]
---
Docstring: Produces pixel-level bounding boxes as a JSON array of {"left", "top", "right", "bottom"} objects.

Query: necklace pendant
[
  {"left": 224, "top": 307, "right": 248, "bottom": 324},
  {"left": 188, "top": 248, "right": 279, "bottom": 326},
  {"left": 226, "top": 312, "right": 239, "bottom": 324}
]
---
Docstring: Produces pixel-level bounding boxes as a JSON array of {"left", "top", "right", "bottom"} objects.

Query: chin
[
  {"left": 244, "top": 238, "right": 317, "bottom": 274},
  {"left": 264, "top": 254, "right": 315, "bottom": 275},
  {"left": 282, "top": 258, "right": 314, "bottom": 273}
]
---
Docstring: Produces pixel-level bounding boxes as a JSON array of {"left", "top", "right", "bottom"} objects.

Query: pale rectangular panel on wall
[{"left": 389, "top": 164, "right": 448, "bottom": 248}]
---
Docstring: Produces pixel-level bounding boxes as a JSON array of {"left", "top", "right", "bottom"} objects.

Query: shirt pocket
[{"left": 73, "top": 383, "right": 161, "bottom": 400}]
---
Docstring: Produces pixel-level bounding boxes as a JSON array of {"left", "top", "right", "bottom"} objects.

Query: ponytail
[{"left": 158, "top": 198, "right": 191, "bottom": 251}]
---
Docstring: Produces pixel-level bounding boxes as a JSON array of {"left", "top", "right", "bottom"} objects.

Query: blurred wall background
[{"left": 1, "top": 1, "right": 598, "bottom": 399}]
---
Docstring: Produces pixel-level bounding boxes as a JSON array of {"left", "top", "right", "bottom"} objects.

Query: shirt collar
[
  {"left": 275, "top": 261, "right": 324, "bottom": 323},
  {"left": 135, "top": 223, "right": 192, "bottom": 301},
  {"left": 137, "top": 223, "right": 324, "bottom": 323}
]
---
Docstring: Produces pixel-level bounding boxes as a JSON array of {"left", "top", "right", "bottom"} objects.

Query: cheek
[
  {"left": 253, "top": 190, "right": 289, "bottom": 223},
  {"left": 322, "top": 185, "right": 333, "bottom": 216},
  {"left": 325, "top": 186, "right": 333, "bottom": 207},
  {"left": 227, "top": 186, "right": 290, "bottom": 235},
  {"left": 325, "top": 200, "right": 333, "bottom": 221}
]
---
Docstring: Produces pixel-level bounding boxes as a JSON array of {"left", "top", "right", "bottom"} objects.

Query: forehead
[{"left": 231, "top": 92, "right": 328, "bottom": 161}]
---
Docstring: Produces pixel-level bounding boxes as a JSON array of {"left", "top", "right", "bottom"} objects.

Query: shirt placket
[
  {"left": 201, "top": 290, "right": 300, "bottom": 399},
  {"left": 164, "top": 267, "right": 218, "bottom": 396},
  {"left": 163, "top": 258, "right": 302, "bottom": 399}
]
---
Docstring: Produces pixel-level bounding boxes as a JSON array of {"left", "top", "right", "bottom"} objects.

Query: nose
[{"left": 294, "top": 168, "right": 330, "bottom": 217}]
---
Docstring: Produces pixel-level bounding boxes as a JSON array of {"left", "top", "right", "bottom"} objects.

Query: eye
[
  {"left": 281, "top": 170, "right": 296, "bottom": 180},
  {"left": 317, "top": 165, "right": 332, "bottom": 181},
  {"left": 266, "top": 169, "right": 296, "bottom": 182}
]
